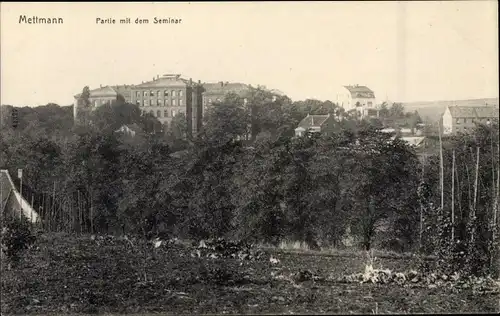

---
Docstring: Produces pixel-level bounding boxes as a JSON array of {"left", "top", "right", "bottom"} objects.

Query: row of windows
[
  {"left": 137, "top": 99, "right": 183, "bottom": 106},
  {"left": 142, "top": 109, "right": 182, "bottom": 118},
  {"left": 203, "top": 98, "right": 218, "bottom": 105},
  {"left": 456, "top": 118, "right": 492, "bottom": 124},
  {"left": 135, "top": 90, "right": 184, "bottom": 98},
  {"left": 201, "top": 97, "right": 250, "bottom": 105}
]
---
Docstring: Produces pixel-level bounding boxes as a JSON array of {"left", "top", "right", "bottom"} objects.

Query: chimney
[
  {"left": 189, "top": 78, "right": 193, "bottom": 84},
  {"left": 198, "top": 80, "right": 201, "bottom": 84},
  {"left": 157, "top": 75, "right": 160, "bottom": 79},
  {"left": 220, "top": 81, "right": 224, "bottom": 87}
]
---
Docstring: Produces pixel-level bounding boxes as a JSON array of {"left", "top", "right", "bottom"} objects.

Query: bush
[{"left": 1, "top": 219, "right": 37, "bottom": 265}]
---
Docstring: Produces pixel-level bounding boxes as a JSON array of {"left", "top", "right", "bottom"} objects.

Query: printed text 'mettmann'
[{"left": 19, "top": 15, "right": 64, "bottom": 24}]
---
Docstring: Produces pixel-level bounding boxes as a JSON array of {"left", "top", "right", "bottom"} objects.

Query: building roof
[
  {"left": 133, "top": 74, "right": 190, "bottom": 89},
  {"left": 297, "top": 114, "right": 331, "bottom": 129},
  {"left": 116, "top": 123, "right": 143, "bottom": 134},
  {"left": 447, "top": 105, "right": 499, "bottom": 118},
  {"left": 112, "top": 85, "right": 133, "bottom": 99},
  {"left": 203, "top": 82, "right": 251, "bottom": 96},
  {"left": 344, "top": 85, "right": 375, "bottom": 98},
  {"left": 381, "top": 128, "right": 396, "bottom": 133},
  {"left": 74, "top": 85, "right": 134, "bottom": 99},
  {"left": 74, "top": 86, "right": 119, "bottom": 98},
  {"left": 400, "top": 136, "right": 426, "bottom": 147}
]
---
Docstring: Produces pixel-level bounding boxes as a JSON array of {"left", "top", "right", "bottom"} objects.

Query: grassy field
[{"left": 1, "top": 233, "right": 499, "bottom": 315}]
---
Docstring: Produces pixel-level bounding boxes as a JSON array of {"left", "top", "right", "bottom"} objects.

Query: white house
[
  {"left": 442, "top": 105, "right": 499, "bottom": 135},
  {"left": 334, "top": 85, "right": 378, "bottom": 118}
]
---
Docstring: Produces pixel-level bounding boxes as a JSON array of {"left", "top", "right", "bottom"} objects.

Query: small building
[
  {"left": 400, "top": 136, "right": 426, "bottom": 148},
  {"left": 381, "top": 128, "right": 396, "bottom": 134},
  {"left": 442, "top": 105, "right": 499, "bottom": 135},
  {"left": 115, "top": 123, "right": 143, "bottom": 137},
  {"left": 295, "top": 113, "right": 336, "bottom": 137},
  {"left": 0, "top": 170, "right": 40, "bottom": 224}
]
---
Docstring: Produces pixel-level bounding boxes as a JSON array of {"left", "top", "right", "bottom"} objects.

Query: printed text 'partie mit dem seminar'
[{"left": 96, "top": 17, "right": 182, "bottom": 24}]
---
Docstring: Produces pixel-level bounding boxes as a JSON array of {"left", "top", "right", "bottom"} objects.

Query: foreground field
[{"left": 1, "top": 233, "right": 499, "bottom": 315}]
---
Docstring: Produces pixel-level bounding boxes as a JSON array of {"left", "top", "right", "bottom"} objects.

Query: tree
[
  {"left": 379, "top": 102, "right": 390, "bottom": 118},
  {"left": 166, "top": 112, "right": 189, "bottom": 151},
  {"left": 76, "top": 86, "right": 92, "bottom": 126},
  {"left": 389, "top": 102, "right": 405, "bottom": 118},
  {"left": 200, "top": 93, "right": 250, "bottom": 145}
]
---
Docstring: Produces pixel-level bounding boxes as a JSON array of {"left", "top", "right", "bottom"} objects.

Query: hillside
[{"left": 402, "top": 98, "right": 499, "bottom": 123}]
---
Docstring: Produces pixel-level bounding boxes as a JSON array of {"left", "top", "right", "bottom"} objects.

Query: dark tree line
[{"left": 1, "top": 89, "right": 498, "bottom": 277}]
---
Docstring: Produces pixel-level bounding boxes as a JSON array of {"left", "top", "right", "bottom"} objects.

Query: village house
[
  {"left": 442, "top": 104, "right": 499, "bottom": 135},
  {"left": 334, "top": 85, "right": 378, "bottom": 118},
  {"left": 294, "top": 113, "right": 337, "bottom": 137}
]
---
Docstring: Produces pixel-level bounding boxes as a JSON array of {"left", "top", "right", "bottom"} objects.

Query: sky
[{"left": 1, "top": 1, "right": 498, "bottom": 107}]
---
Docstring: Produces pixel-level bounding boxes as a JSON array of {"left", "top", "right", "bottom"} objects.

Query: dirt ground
[{"left": 1, "top": 233, "right": 499, "bottom": 315}]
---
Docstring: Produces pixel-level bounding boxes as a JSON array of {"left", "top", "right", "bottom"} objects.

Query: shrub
[{"left": 0, "top": 218, "right": 37, "bottom": 265}]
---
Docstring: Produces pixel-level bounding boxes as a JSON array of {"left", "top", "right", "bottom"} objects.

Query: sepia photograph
[{"left": 1, "top": 1, "right": 499, "bottom": 314}]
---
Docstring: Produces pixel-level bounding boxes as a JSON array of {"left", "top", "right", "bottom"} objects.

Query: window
[
  {"left": 136, "top": 101, "right": 141, "bottom": 107},
  {"left": 172, "top": 99, "right": 177, "bottom": 106},
  {"left": 136, "top": 91, "right": 141, "bottom": 97},
  {"left": 203, "top": 98, "right": 207, "bottom": 105},
  {"left": 93, "top": 100, "right": 97, "bottom": 107},
  {"left": 172, "top": 110, "right": 177, "bottom": 117},
  {"left": 179, "top": 99, "right": 183, "bottom": 106},
  {"left": 157, "top": 110, "right": 161, "bottom": 118},
  {"left": 456, "top": 118, "right": 460, "bottom": 124},
  {"left": 144, "top": 100, "right": 149, "bottom": 106},
  {"left": 487, "top": 119, "right": 491, "bottom": 125},
  {"left": 164, "top": 110, "right": 169, "bottom": 117},
  {"left": 172, "top": 90, "right": 176, "bottom": 97},
  {"left": 216, "top": 98, "right": 221, "bottom": 102},
  {"left": 463, "top": 118, "right": 467, "bottom": 123},
  {"left": 208, "top": 98, "right": 212, "bottom": 104},
  {"left": 149, "top": 110, "right": 154, "bottom": 116},
  {"left": 157, "top": 100, "right": 162, "bottom": 106},
  {"left": 165, "top": 99, "right": 170, "bottom": 107},
  {"left": 368, "top": 102, "right": 373, "bottom": 107},
  {"left": 179, "top": 90, "right": 183, "bottom": 97},
  {"left": 143, "top": 91, "right": 148, "bottom": 97},
  {"left": 164, "top": 90, "right": 169, "bottom": 97},
  {"left": 157, "top": 90, "right": 161, "bottom": 97}
]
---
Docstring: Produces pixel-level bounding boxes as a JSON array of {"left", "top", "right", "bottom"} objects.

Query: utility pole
[{"left": 18, "top": 169, "right": 23, "bottom": 220}]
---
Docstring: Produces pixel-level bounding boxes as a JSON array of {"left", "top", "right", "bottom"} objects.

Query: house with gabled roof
[
  {"left": 335, "top": 84, "right": 378, "bottom": 118},
  {"left": 294, "top": 113, "right": 336, "bottom": 137},
  {"left": 442, "top": 104, "right": 499, "bottom": 135}
]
